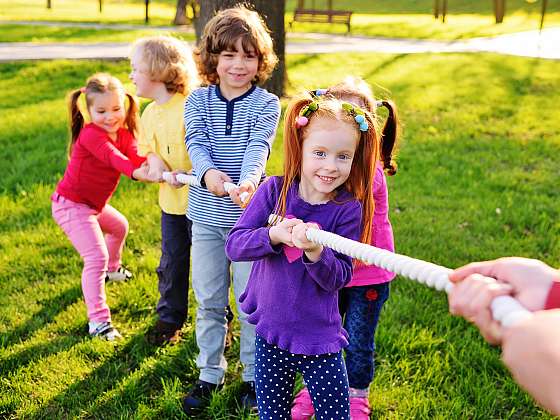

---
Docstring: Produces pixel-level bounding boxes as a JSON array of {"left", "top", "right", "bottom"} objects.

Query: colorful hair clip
[
  {"left": 295, "top": 116, "right": 309, "bottom": 127},
  {"left": 296, "top": 101, "right": 319, "bottom": 128},
  {"left": 342, "top": 102, "right": 369, "bottom": 132},
  {"left": 314, "top": 88, "right": 328, "bottom": 96}
]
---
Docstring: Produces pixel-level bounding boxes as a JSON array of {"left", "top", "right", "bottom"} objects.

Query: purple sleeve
[
  {"left": 226, "top": 178, "right": 282, "bottom": 261},
  {"left": 303, "top": 200, "right": 362, "bottom": 292}
]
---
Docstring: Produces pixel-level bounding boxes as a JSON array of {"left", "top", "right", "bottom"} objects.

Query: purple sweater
[{"left": 225, "top": 176, "right": 362, "bottom": 355}]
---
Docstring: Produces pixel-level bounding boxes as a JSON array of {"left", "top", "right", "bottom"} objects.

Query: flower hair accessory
[
  {"left": 342, "top": 102, "right": 369, "bottom": 132},
  {"left": 295, "top": 100, "right": 319, "bottom": 128}
]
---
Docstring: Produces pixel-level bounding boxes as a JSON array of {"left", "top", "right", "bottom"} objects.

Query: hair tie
[
  {"left": 375, "top": 100, "right": 384, "bottom": 108},
  {"left": 296, "top": 101, "right": 319, "bottom": 128},
  {"left": 79, "top": 87, "right": 86, "bottom": 94},
  {"left": 342, "top": 102, "right": 369, "bottom": 132}
]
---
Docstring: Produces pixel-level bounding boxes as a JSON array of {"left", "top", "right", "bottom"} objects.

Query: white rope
[
  {"left": 162, "top": 172, "right": 249, "bottom": 203},
  {"left": 267, "top": 214, "right": 531, "bottom": 327}
]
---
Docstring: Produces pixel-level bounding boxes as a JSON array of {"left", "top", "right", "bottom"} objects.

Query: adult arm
[{"left": 501, "top": 309, "right": 560, "bottom": 415}]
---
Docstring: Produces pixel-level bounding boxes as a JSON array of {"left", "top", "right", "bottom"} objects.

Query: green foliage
[{"left": 1, "top": 52, "right": 559, "bottom": 418}]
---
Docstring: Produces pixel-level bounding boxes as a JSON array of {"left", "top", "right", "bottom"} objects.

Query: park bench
[{"left": 290, "top": 1, "right": 353, "bottom": 33}]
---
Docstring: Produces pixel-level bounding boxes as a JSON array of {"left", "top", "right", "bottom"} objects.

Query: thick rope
[
  {"left": 267, "top": 214, "right": 531, "bottom": 327},
  {"left": 162, "top": 172, "right": 249, "bottom": 203}
]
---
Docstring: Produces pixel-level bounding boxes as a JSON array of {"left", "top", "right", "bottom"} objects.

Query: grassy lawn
[
  {"left": 0, "top": 23, "right": 195, "bottom": 43},
  {"left": 1, "top": 0, "right": 560, "bottom": 42},
  {"left": 1, "top": 51, "right": 559, "bottom": 418}
]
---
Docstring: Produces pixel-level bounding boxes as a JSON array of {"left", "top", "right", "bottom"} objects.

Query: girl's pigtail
[
  {"left": 271, "top": 97, "right": 312, "bottom": 224},
  {"left": 124, "top": 93, "right": 139, "bottom": 136},
  {"left": 68, "top": 89, "right": 84, "bottom": 156},
  {"left": 379, "top": 100, "right": 399, "bottom": 176}
]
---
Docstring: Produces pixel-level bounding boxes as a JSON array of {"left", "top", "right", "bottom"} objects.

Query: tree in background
[{"left": 192, "top": 0, "right": 286, "bottom": 97}]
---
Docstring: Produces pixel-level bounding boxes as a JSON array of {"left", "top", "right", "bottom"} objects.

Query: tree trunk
[
  {"left": 174, "top": 0, "right": 189, "bottom": 25},
  {"left": 494, "top": 0, "right": 505, "bottom": 24},
  {"left": 194, "top": 0, "right": 286, "bottom": 97}
]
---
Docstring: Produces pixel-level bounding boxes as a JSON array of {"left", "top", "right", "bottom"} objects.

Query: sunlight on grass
[
  {"left": 1, "top": 0, "right": 560, "bottom": 41},
  {"left": 0, "top": 52, "right": 559, "bottom": 418},
  {"left": 0, "top": 0, "right": 178, "bottom": 25}
]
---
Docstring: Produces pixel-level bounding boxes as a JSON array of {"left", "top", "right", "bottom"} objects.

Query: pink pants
[{"left": 51, "top": 193, "right": 128, "bottom": 322}]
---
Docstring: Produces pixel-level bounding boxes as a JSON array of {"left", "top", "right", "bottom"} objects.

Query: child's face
[
  {"left": 299, "top": 117, "right": 359, "bottom": 204},
  {"left": 129, "top": 49, "right": 159, "bottom": 99},
  {"left": 216, "top": 37, "right": 259, "bottom": 96},
  {"left": 88, "top": 90, "right": 126, "bottom": 139}
]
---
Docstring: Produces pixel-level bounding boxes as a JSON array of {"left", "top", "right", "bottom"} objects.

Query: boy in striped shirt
[{"left": 182, "top": 6, "right": 280, "bottom": 414}]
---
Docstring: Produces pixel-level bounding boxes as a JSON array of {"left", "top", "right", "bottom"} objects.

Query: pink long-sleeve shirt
[{"left": 347, "top": 164, "right": 396, "bottom": 287}]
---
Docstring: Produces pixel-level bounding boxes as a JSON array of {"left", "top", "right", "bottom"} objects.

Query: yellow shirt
[{"left": 138, "top": 93, "right": 191, "bottom": 215}]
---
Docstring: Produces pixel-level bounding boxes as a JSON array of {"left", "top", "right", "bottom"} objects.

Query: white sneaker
[
  {"left": 89, "top": 321, "right": 122, "bottom": 341},
  {"left": 105, "top": 266, "right": 132, "bottom": 282}
]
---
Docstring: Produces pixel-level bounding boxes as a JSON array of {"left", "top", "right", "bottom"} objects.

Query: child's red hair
[{"left": 274, "top": 93, "right": 378, "bottom": 244}]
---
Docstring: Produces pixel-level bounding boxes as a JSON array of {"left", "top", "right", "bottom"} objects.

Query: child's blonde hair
[
  {"left": 195, "top": 6, "right": 278, "bottom": 85},
  {"left": 68, "top": 73, "right": 138, "bottom": 155},
  {"left": 131, "top": 36, "right": 199, "bottom": 95}
]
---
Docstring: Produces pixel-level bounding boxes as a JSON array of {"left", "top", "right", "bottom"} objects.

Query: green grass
[
  {"left": 0, "top": 23, "right": 195, "bottom": 43},
  {"left": 1, "top": 0, "right": 560, "bottom": 42},
  {"left": 1, "top": 52, "right": 559, "bottom": 418}
]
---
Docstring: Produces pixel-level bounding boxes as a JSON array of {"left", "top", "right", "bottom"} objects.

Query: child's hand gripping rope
[
  {"left": 268, "top": 214, "right": 532, "bottom": 328},
  {"left": 162, "top": 171, "right": 251, "bottom": 206}
]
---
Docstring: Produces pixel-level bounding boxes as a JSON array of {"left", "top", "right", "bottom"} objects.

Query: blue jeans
[
  {"left": 156, "top": 211, "right": 191, "bottom": 327},
  {"left": 339, "top": 283, "right": 390, "bottom": 390},
  {"left": 255, "top": 335, "right": 350, "bottom": 420},
  {"left": 191, "top": 221, "right": 255, "bottom": 384}
]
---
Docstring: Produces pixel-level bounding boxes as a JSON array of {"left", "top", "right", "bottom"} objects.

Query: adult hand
[
  {"left": 203, "top": 169, "right": 232, "bottom": 197},
  {"left": 448, "top": 273, "right": 512, "bottom": 345},
  {"left": 450, "top": 257, "right": 557, "bottom": 312}
]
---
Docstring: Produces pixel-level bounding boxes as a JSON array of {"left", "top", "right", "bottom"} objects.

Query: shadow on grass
[
  {"left": 0, "top": 334, "right": 83, "bottom": 378},
  {"left": 0, "top": 285, "right": 82, "bottom": 349},
  {"left": 26, "top": 327, "right": 257, "bottom": 419}
]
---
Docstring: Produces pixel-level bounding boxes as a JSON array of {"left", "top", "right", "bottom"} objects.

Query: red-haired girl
[
  {"left": 52, "top": 73, "right": 155, "bottom": 340},
  {"left": 226, "top": 93, "right": 379, "bottom": 419},
  {"left": 292, "top": 77, "right": 400, "bottom": 420}
]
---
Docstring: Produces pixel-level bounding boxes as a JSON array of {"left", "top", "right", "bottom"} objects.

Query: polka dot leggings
[{"left": 255, "top": 335, "right": 350, "bottom": 420}]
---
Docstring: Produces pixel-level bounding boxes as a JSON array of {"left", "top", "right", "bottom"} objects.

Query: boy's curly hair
[
  {"left": 131, "top": 36, "right": 199, "bottom": 95},
  {"left": 195, "top": 6, "right": 278, "bottom": 85}
]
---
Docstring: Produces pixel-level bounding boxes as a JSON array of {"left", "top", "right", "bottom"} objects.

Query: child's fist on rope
[
  {"left": 292, "top": 222, "right": 324, "bottom": 262},
  {"left": 203, "top": 168, "right": 232, "bottom": 197},
  {"left": 269, "top": 218, "right": 302, "bottom": 247}
]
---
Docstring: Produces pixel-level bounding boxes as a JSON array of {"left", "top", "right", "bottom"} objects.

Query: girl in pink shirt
[
  {"left": 292, "top": 78, "right": 400, "bottom": 420},
  {"left": 52, "top": 73, "right": 155, "bottom": 340}
]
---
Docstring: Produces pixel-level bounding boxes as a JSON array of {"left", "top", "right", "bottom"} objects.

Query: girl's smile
[
  {"left": 299, "top": 119, "right": 359, "bottom": 204},
  {"left": 88, "top": 91, "right": 126, "bottom": 140}
]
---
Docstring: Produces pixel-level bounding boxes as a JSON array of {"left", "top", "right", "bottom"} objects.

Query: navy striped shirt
[{"left": 184, "top": 84, "right": 280, "bottom": 227}]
